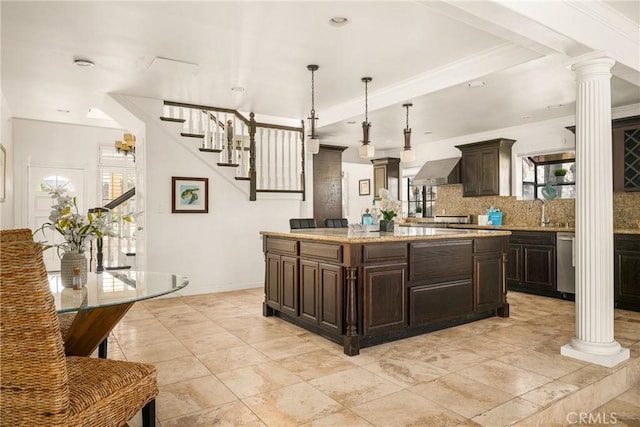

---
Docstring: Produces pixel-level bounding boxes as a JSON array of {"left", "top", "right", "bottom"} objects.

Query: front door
[{"left": 28, "top": 166, "right": 85, "bottom": 271}]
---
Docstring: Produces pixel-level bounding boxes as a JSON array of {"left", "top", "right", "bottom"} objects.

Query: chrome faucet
[{"left": 530, "top": 198, "right": 549, "bottom": 227}]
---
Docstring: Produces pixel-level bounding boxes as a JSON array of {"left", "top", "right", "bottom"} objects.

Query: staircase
[{"left": 160, "top": 101, "right": 307, "bottom": 201}]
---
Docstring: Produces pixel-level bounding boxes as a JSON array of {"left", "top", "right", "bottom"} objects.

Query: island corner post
[{"left": 261, "top": 228, "right": 510, "bottom": 356}]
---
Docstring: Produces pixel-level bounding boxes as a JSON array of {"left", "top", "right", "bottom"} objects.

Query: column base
[{"left": 561, "top": 339, "right": 630, "bottom": 368}]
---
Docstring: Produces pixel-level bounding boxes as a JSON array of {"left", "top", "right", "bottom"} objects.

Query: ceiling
[{"left": 2, "top": 1, "right": 639, "bottom": 161}]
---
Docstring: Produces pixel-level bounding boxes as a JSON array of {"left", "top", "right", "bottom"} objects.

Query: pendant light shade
[
  {"left": 400, "top": 103, "right": 415, "bottom": 163},
  {"left": 359, "top": 77, "right": 375, "bottom": 159},
  {"left": 307, "top": 64, "right": 320, "bottom": 155}
]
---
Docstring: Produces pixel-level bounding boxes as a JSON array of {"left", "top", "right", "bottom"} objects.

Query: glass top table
[
  {"left": 50, "top": 270, "right": 189, "bottom": 313},
  {"left": 48, "top": 270, "right": 189, "bottom": 357}
]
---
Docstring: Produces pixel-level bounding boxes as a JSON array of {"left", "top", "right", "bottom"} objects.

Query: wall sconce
[
  {"left": 307, "top": 64, "right": 320, "bottom": 155},
  {"left": 115, "top": 133, "right": 136, "bottom": 159},
  {"left": 400, "top": 103, "right": 415, "bottom": 163},
  {"left": 359, "top": 77, "right": 374, "bottom": 159}
]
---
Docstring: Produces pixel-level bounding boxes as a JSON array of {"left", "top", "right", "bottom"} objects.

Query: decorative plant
[
  {"left": 37, "top": 187, "right": 136, "bottom": 255},
  {"left": 554, "top": 168, "right": 568, "bottom": 177},
  {"left": 378, "top": 188, "right": 402, "bottom": 221}
]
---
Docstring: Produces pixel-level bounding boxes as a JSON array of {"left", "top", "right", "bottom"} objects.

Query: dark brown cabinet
[
  {"left": 371, "top": 157, "right": 400, "bottom": 201},
  {"left": 265, "top": 253, "right": 298, "bottom": 316},
  {"left": 474, "top": 238, "right": 505, "bottom": 312},
  {"left": 614, "top": 234, "right": 640, "bottom": 312},
  {"left": 299, "top": 260, "right": 343, "bottom": 333},
  {"left": 362, "top": 263, "right": 407, "bottom": 336},
  {"left": 612, "top": 116, "right": 640, "bottom": 192},
  {"left": 456, "top": 138, "right": 515, "bottom": 197},
  {"left": 507, "top": 231, "right": 556, "bottom": 296}
]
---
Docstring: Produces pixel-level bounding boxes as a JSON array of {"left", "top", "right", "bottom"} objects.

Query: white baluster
[
  {"left": 267, "top": 129, "right": 272, "bottom": 189},
  {"left": 288, "top": 132, "right": 293, "bottom": 191}
]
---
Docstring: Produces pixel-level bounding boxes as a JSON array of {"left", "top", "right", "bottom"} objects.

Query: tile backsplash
[{"left": 435, "top": 184, "right": 640, "bottom": 229}]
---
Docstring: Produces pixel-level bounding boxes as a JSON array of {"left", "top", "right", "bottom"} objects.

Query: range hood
[{"left": 412, "top": 157, "right": 461, "bottom": 186}]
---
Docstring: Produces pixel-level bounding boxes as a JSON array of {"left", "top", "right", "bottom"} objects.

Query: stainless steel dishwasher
[{"left": 557, "top": 232, "right": 575, "bottom": 294}]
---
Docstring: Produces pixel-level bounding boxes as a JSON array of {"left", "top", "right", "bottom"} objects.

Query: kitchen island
[{"left": 261, "top": 227, "right": 511, "bottom": 355}]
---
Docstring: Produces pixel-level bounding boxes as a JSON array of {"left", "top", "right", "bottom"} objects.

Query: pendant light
[
  {"left": 400, "top": 103, "right": 415, "bottom": 163},
  {"left": 359, "top": 77, "right": 375, "bottom": 159},
  {"left": 306, "top": 64, "right": 320, "bottom": 155}
]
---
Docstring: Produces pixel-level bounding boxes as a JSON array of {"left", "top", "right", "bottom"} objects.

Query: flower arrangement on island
[
  {"left": 378, "top": 188, "right": 402, "bottom": 221},
  {"left": 38, "top": 187, "right": 136, "bottom": 256}
]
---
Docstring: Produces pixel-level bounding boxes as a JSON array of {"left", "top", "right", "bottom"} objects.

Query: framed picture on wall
[
  {"left": 0, "top": 144, "right": 6, "bottom": 202},
  {"left": 172, "top": 177, "right": 208, "bottom": 213},
  {"left": 359, "top": 179, "right": 370, "bottom": 196}
]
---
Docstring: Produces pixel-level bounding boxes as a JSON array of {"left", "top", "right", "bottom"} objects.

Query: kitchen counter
[
  {"left": 447, "top": 224, "right": 640, "bottom": 235},
  {"left": 261, "top": 228, "right": 510, "bottom": 355},
  {"left": 261, "top": 226, "right": 511, "bottom": 243}
]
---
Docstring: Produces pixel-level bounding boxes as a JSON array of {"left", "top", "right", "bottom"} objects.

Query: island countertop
[{"left": 260, "top": 226, "right": 511, "bottom": 243}]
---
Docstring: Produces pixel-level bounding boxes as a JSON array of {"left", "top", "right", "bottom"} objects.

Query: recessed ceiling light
[
  {"left": 347, "top": 121, "right": 357, "bottom": 124},
  {"left": 423, "top": 131, "right": 433, "bottom": 135},
  {"left": 56, "top": 109, "right": 70, "bottom": 113},
  {"left": 231, "top": 86, "right": 245, "bottom": 92},
  {"left": 547, "top": 104, "right": 563, "bottom": 109},
  {"left": 329, "top": 17, "right": 349, "bottom": 27},
  {"left": 522, "top": 115, "right": 531, "bottom": 119},
  {"left": 74, "top": 59, "right": 95, "bottom": 67},
  {"left": 467, "top": 80, "right": 485, "bottom": 88}
]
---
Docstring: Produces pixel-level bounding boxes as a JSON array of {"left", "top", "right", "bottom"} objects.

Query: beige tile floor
[{"left": 112, "top": 290, "right": 640, "bottom": 427}]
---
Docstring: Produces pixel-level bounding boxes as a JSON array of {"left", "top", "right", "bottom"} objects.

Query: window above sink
[{"left": 520, "top": 151, "right": 575, "bottom": 200}]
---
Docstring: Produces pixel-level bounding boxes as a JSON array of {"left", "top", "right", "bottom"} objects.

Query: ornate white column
[{"left": 561, "top": 53, "right": 629, "bottom": 367}]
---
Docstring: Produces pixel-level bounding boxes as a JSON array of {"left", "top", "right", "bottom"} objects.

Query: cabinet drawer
[
  {"left": 509, "top": 231, "right": 555, "bottom": 246},
  {"left": 363, "top": 243, "right": 407, "bottom": 263},
  {"left": 410, "top": 240, "right": 472, "bottom": 283},
  {"left": 409, "top": 280, "right": 473, "bottom": 325},
  {"left": 300, "top": 242, "right": 343, "bottom": 262},
  {"left": 266, "top": 238, "right": 298, "bottom": 255},
  {"left": 474, "top": 237, "right": 504, "bottom": 254},
  {"left": 615, "top": 234, "right": 640, "bottom": 252}
]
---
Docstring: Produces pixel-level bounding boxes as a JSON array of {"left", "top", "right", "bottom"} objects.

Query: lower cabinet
[
  {"left": 266, "top": 254, "right": 298, "bottom": 317},
  {"left": 410, "top": 280, "right": 473, "bottom": 325},
  {"left": 362, "top": 263, "right": 407, "bottom": 336},
  {"left": 299, "top": 260, "right": 343, "bottom": 333},
  {"left": 615, "top": 234, "right": 640, "bottom": 312},
  {"left": 507, "top": 231, "right": 556, "bottom": 295},
  {"left": 475, "top": 253, "right": 503, "bottom": 311}
]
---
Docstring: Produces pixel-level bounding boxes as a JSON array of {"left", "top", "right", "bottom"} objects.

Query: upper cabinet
[
  {"left": 371, "top": 157, "right": 400, "bottom": 200},
  {"left": 455, "top": 138, "right": 515, "bottom": 197},
  {"left": 612, "top": 115, "right": 640, "bottom": 192}
]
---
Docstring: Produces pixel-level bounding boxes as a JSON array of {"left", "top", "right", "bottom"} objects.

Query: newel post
[{"left": 249, "top": 112, "right": 257, "bottom": 201}]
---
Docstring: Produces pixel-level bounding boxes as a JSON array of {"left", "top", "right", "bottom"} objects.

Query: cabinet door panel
[
  {"left": 281, "top": 256, "right": 298, "bottom": 316},
  {"left": 410, "top": 280, "right": 473, "bottom": 325},
  {"left": 410, "top": 240, "right": 472, "bottom": 284},
  {"left": 475, "top": 254, "right": 502, "bottom": 311},
  {"left": 479, "top": 149, "right": 499, "bottom": 195},
  {"left": 615, "top": 235, "right": 640, "bottom": 310},
  {"left": 319, "top": 264, "right": 343, "bottom": 333},
  {"left": 363, "top": 263, "right": 407, "bottom": 335},
  {"left": 461, "top": 152, "right": 479, "bottom": 196},
  {"left": 266, "top": 253, "right": 281, "bottom": 309},
  {"left": 300, "top": 260, "right": 319, "bottom": 324},
  {"left": 523, "top": 246, "right": 555, "bottom": 290},
  {"left": 507, "top": 244, "right": 522, "bottom": 284}
]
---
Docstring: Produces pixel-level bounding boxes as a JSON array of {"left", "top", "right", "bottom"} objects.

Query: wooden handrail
[{"left": 104, "top": 187, "right": 135, "bottom": 210}]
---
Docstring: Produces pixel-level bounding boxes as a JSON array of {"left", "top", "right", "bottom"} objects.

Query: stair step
[
  {"left": 235, "top": 177, "right": 250, "bottom": 181},
  {"left": 217, "top": 162, "right": 240, "bottom": 167},
  {"left": 181, "top": 132, "right": 204, "bottom": 138},
  {"left": 199, "top": 148, "right": 222, "bottom": 153},
  {"left": 160, "top": 116, "right": 186, "bottom": 123}
]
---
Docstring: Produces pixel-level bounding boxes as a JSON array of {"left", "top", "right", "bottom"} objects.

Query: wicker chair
[
  {"left": 0, "top": 228, "right": 76, "bottom": 342},
  {"left": 0, "top": 240, "right": 158, "bottom": 426}
]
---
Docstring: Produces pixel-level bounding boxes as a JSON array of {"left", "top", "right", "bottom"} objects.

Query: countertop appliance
[{"left": 557, "top": 232, "right": 575, "bottom": 294}]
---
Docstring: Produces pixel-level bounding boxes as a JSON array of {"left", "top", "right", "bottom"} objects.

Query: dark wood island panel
[{"left": 261, "top": 228, "right": 511, "bottom": 355}]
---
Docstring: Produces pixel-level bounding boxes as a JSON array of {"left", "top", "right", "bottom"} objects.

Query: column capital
[{"left": 568, "top": 51, "right": 616, "bottom": 74}]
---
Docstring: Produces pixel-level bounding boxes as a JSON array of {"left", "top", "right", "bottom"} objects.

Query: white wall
[
  {"left": 342, "top": 162, "right": 374, "bottom": 224},
  {"left": 1, "top": 92, "right": 13, "bottom": 228}
]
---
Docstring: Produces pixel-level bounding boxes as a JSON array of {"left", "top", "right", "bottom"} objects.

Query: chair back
[
  {"left": 1, "top": 241, "right": 70, "bottom": 425},
  {"left": 289, "top": 218, "right": 317, "bottom": 229},
  {"left": 0, "top": 228, "right": 33, "bottom": 244},
  {"left": 324, "top": 218, "right": 348, "bottom": 228}
]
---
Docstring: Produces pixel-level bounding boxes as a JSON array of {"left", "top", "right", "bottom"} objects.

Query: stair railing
[{"left": 161, "top": 101, "right": 306, "bottom": 201}]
